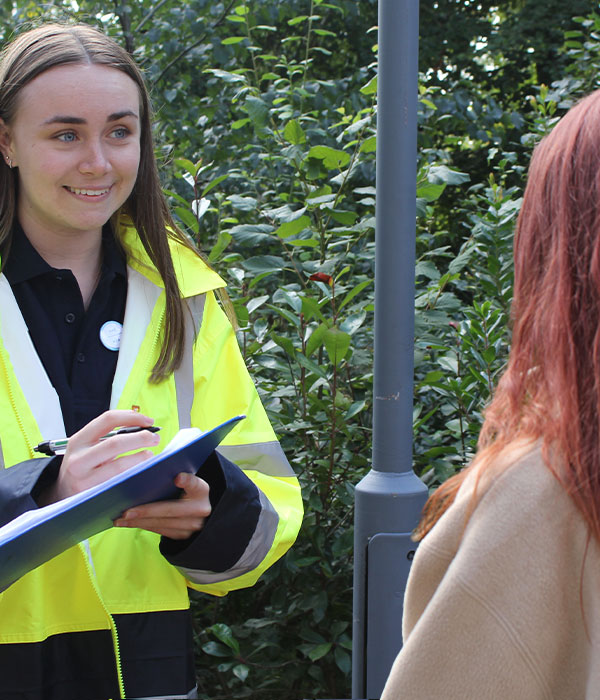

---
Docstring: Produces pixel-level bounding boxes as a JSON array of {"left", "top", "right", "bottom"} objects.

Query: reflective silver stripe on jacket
[
  {"left": 217, "top": 442, "right": 295, "bottom": 478},
  {"left": 177, "top": 487, "right": 279, "bottom": 585},
  {"left": 0, "top": 274, "right": 65, "bottom": 440},
  {"left": 174, "top": 294, "right": 206, "bottom": 429},
  {"left": 128, "top": 686, "right": 198, "bottom": 700},
  {"left": 111, "top": 266, "right": 162, "bottom": 409}
]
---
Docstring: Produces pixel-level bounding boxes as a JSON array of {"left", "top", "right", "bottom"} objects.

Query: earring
[{"left": 5, "top": 156, "right": 11, "bottom": 169}]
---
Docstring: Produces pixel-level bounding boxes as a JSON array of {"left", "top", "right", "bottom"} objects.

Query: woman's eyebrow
[{"left": 41, "top": 110, "right": 139, "bottom": 125}]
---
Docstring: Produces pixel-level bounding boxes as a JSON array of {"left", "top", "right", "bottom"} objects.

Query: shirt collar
[{"left": 3, "top": 221, "right": 127, "bottom": 285}]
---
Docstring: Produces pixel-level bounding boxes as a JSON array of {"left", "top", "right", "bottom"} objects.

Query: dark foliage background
[{"left": 2, "top": 1, "right": 599, "bottom": 697}]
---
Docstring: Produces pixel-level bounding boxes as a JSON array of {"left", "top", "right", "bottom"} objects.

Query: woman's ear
[{"left": 0, "top": 118, "right": 15, "bottom": 167}]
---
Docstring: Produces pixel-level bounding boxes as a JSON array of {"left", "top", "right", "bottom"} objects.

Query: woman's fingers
[
  {"left": 50, "top": 413, "right": 212, "bottom": 542},
  {"left": 66, "top": 410, "right": 155, "bottom": 448},
  {"left": 50, "top": 410, "right": 159, "bottom": 501},
  {"left": 70, "top": 448, "right": 157, "bottom": 491},
  {"left": 115, "top": 474, "right": 211, "bottom": 539},
  {"left": 69, "top": 429, "right": 160, "bottom": 474}
]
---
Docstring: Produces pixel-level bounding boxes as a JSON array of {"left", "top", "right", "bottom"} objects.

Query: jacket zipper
[
  {"left": 150, "top": 303, "right": 166, "bottom": 370},
  {"left": 79, "top": 542, "right": 126, "bottom": 699}
]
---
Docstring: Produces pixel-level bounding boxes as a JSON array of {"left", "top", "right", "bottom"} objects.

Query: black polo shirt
[{"left": 3, "top": 223, "right": 127, "bottom": 437}]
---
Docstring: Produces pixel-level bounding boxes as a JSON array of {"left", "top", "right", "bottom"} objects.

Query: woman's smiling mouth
[{"left": 65, "top": 186, "right": 111, "bottom": 196}]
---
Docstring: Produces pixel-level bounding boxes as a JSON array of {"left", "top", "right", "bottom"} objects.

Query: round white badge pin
[{"left": 100, "top": 321, "right": 123, "bottom": 351}]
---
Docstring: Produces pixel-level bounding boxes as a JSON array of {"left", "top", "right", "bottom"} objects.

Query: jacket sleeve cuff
[
  {"left": 0, "top": 457, "right": 60, "bottom": 528},
  {"left": 159, "top": 450, "right": 263, "bottom": 572}
]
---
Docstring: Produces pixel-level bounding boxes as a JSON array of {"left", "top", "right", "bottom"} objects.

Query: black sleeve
[
  {"left": 159, "top": 450, "right": 262, "bottom": 572},
  {"left": 0, "top": 457, "right": 61, "bottom": 528}
]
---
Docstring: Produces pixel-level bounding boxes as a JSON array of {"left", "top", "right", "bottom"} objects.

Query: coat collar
[{"left": 119, "top": 222, "right": 226, "bottom": 298}]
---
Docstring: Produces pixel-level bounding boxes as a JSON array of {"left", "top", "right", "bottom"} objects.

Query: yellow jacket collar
[{"left": 120, "top": 224, "right": 226, "bottom": 298}]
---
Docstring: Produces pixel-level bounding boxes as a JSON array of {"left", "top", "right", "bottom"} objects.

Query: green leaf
[
  {"left": 229, "top": 224, "right": 274, "bottom": 245},
  {"left": 201, "top": 174, "right": 229, "bottom": 197},
  {"left": 340, "top": 310, "right": 366, "bottom": 335},
  {"left": 296, "top": 352, "right": 328, "bottom": 379},
  {"left": 360, "top": 135, "right": 376, "bottom": 153},
  {"left": 339, "top": 279, "right": 373, "bottom": 310},
  {"left": 249, "top": 271, "right": 279, "bottom": 289},
  {"left": 416, "top": 182, "right": 446, "bottom": 202},
  {"left": 286, "top": 238, "right": 319, "bottom": 247},
  {"left": 233, "top": 664, "right": 249, "bottom": 682},
  {"left": 305, "top": 322, "right": 328, "bottom": 356},
  {"left": 210, "top": 624, "right": 240, "bottom": 655},
  {"left": 334, "top": 646, "right": 351, "bottom": 674},
  {"left": 283, "top": 119, "right": 306, "bottom": 145},
  {"left": 301, "top": 296, "right": 326, "bottom": 322},
  {"left": 266, "top": 204, "right": 307, "bottom": 222},
  {"left": 288, "top": 15, "right": 309, "bottom": 25},
  {"left": 276, "top": 215, "right": 311, "bottom": 238},
  {"left": 308, "top": 642, "right": 332, "bottom": 661},
  {"left": 227, "top": 194, "right": 258, "bottom": 211},
  {"left": 247, "top": 295, "right": 269, "bottom": 314},
  {"left": 307, "top": 193, "right": 337, "bottom": 206},
  {"left": 345, "top": 399, "right": 366, "bottom": 420},
  {"left": 323, "top": 326, "right": 351, "bottom": 365},
  {"left": 201, "top": 641, "right": 232, "bottom": 658},
  {"left": 354, "top": 186, "right": 376, "bottom": 195},
  {"left": 415, "top": 261, "right": 440, "bottom": 280},
  {"left": 174, "top": 206, "right": 198, "bottom": 234},
  {"left": 360, "top": 75, "right": 377, "bottom": 95},
  {"left": 242, "top": 255, "right": 285, "bottom": 274},
  {"left": 222, "top": 36, "right": 245, "bottom": 45},
  {"left": 174, "top": 158, "right": 196, "bottom": 178},
  {"left": 325, "top": 209, "right": 358, "bottom": 225},
  {"left": 204, "top": 68, "right": 247, "bottom": 84},
  {"left": 273, "top": 288, "right": 302, "bottom": 312},
  {"left": 307, "top": 145, "right": 351, "bottom": 169},
  {"left": 267, "top": 304, "right": 300, "bottom": 327},
  {"left": 208, "top": 232, "right": 232, "bottom": 262},
  {"left": 245, "top": 96, "right": 269, "bottom": 127},
  {"left": 427, "top": 165, "right": 470, "bottom": 185},
  {"left": 231, "top": 117, "right": 250, "bottom": 129},
  {"left": 271, "top": 332, "right": 296, "bottom": 358}
]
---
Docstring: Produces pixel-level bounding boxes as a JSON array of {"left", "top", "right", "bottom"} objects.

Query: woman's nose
[{"left": 79, "top": 140, "right": 111, "bottom": 175}]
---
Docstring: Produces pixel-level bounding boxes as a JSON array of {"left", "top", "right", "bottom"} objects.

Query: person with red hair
[{"left": 382, "top": 91, "right": 600, "bottom": 699}]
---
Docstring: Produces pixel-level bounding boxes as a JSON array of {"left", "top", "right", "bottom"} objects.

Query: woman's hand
[
  {"left": 114, "top": 472, "right": 212, "bottom": 540},
  {"left": 44, "top": 409, "right": 160, "bottom": 504}
]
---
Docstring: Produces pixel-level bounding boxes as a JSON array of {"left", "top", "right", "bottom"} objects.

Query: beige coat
[{"left": 381, "top": 445, "right": 600, "bottom": 699}]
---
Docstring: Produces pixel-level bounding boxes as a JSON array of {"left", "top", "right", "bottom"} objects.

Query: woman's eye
[
  {"left": 57, "top": 132, "right": 77, "bottom": 142},
  {"left": 111, "top": 127, "right": 130, "bottom": 139}
]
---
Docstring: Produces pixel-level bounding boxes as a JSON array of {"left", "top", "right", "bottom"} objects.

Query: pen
[{"left": 34, "top": 426, "right": 161, "bottom": 457}]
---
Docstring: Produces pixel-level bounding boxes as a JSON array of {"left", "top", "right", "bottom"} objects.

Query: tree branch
[
  {"left": 114, "top": 0, "right": 135, "bottom": 55},
  {"left": 151, "top": 0, "right": 237, "bottom": 86},
  {"left": 135, "top": 0, "right": 171, "bottom": 33}
]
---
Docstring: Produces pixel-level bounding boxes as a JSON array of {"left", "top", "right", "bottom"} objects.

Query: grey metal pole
[{"left": 352, "top": 1, "right": 427, "bottom": 698}]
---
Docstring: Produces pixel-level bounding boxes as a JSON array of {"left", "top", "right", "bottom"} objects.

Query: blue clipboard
[{"left": 0, "top": 415, "right": 245, "bottom": 593}]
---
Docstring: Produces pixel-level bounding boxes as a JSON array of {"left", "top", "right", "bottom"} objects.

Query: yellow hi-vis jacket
[{"left": 0, "top": 224, "right": 303, "bottom": 698}]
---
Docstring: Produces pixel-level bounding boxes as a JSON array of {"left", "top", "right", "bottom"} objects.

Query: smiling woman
[
  {"left": 0, "top": 63, "right": 141, "bottom": 306},
  {"left": 0, "top": 23, "right": 302, "bottom": 700}
]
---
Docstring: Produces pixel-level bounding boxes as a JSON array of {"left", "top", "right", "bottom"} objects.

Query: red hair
[{"left": 417, "top": 90, "right": 600, "bottom": 540}]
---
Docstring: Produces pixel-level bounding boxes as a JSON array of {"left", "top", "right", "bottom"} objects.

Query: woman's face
[{"left": 0, "top": 63, "right": 141, "bottom": 242}]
